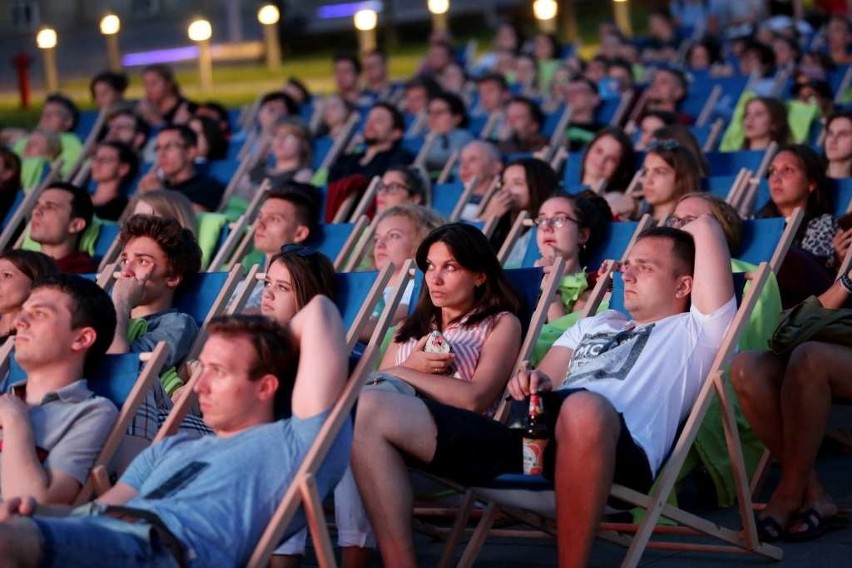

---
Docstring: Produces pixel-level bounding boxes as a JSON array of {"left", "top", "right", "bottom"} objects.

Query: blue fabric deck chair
[
  {"left": 201, "top": 158, "right": 240, "bottom": 187},
  {"left": 303, "top": 220, "right": 365, "bottom": 269},
  {"left": 333, "top": 266, "right": 395, "bottom": 352},
  {"left": 830, "top": 178, "right": 852, "bottom": 216},
  {"left": 441, "top": 263, "right": 782, "bottom": 568},
  {"left": 311, "top": 136, "right": 335, "bottom": 171},
  {"left": 73, "top": 109, "right": 101, "bottom": 140},
  {"left": 739, "top": 207, "right": 804, "bottom": 273},
  {"left": 705, "top": 149, "right": 765, "bottom": 177},
  {"left": 0, "top": 340, "right": 169, "bottom": 504}
]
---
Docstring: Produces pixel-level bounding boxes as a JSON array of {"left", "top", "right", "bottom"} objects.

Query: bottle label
[{"left": 522, "top": 437, "right": 548, "bottom": 475}]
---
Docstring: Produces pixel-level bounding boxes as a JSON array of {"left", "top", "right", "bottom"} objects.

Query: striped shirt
[{"left": 395, "top": 311, "right": 511, "bottom": 416}]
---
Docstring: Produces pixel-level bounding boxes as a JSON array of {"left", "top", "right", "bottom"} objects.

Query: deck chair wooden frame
[
  {"left": 413, "top": 132, "right": 438, "bottom": 169},
  {"left": 702, "top": 117, "right": 726, "bottom": 153},
  {"left": 445, "top": 263, "right": 783, "bottom": 568},
  {"left": 209, "top": 179, "right": 272, "bottom": 271},
  {"left": 216, "top": 134, "right": 271, "bottom": 212},
  {"left": 447, "top": 176, "right": 479, "bottom": 222},
  {"left": 833, "top": 65, "right": 851, "bottom": 105},
  {"left": 66, "top": 109, "right": 107, "bottom": 183},
  {"left": 766, "top": 207, "right": 804, "bottom": 275},
  {"left": 696, "top": 84, "right": 722, "bottom": 127},
  {"left": 437, "top": 150, "right": 459, "bottom": 184},
  {"left": 0, "top": 158, "right": 62, "bottom": 252},
  {"left": 471, "top": 176, "right": 501, "bottom": 219},
  {"left": 337, "top": 176, "right": 380, "bottom": 224},
  {"left": 734, "top": 143, "right": 779, "bottom": 217},
  {"left": 547, "top": 106, "right": 573, "bottom": 153},
  {"left": 319, "top": 113, "right": 361, "bottom": 172},
  {"left": 609, "top": 92, "right": 634, "bottom": 127},
  {"left": 724, "top": 168, "right": 753, "bottom": 208},
  {"left": 497, "top": 211, "right": 530, "bottom": 265}
]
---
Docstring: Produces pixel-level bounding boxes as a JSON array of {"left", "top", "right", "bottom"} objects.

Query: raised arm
[
  {"left": 681, "top": 214, "right": 734, "bottom": 315},
  {"left": 289, "top": 295, "right": 348, "bottom": 419}
]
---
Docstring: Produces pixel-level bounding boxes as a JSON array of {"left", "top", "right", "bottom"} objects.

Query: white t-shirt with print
[{"left": 552, "top": 297, "right": 737, "bottom": 474}]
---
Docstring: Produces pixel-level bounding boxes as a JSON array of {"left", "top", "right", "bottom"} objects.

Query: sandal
[
  {"left": 783, "top": 508, "right": 839, "bottom": 542},
  {"left": 754, "top": 514, "right": 785, "bottom": 543}
]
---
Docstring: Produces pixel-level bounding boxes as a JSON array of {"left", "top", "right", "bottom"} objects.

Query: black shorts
[
  {"left": 415, "top": 389, "right": 653, "bottom": 494},
  {"left": 541, "top": 389, "right": 654, "bottom": 494}
]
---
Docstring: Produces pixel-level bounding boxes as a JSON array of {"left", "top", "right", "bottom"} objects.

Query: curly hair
[{"left": 119, "top": 214, "right": 202, "bottom": 284}]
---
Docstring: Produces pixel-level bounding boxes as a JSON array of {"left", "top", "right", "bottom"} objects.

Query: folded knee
[{"left": 555, "top": 392, "right": 619, "bottom": 446}]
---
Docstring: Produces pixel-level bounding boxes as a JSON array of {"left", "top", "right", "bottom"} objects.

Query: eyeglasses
[
  {"left": 280, "top": 243, "right": 316, "bottom": 257},
  {"left": 646, "top": 138, "right": 680, "bottom": 152},
  {"left": 377, "top": 182, "right": 411, "bottom": 195},
  {"left": 534, "top": 214, "right": 579, "bottom": 229},
  {"left": 664, "top": 214, "right": 697, "bottom": 229}
]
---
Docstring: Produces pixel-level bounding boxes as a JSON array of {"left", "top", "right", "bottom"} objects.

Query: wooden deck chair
[
  {"left": 413, "top": 132, "right": 438, "bottom": 169},
  {"left": 216, "top": 135, "right": 271, "bottom": 212},
  {"left": 65, "top": 109, "right": 107, "bottom": 183},
  {"left": 432, "top": 177, "right": 479, "bottom": 221},
  {"left": 246, "top": 260, "right": 415, "bottom": 568},
  {"left": 208, "top": 179, "right": 272, "bottom": 271},
  {"left": 739, "top": 207, "right": 803, "bottom": 274},
  {"left": 445, "top": 264, "right": 782, "bottom": 568},
  {"left": 734, "top": 143, "right": 779, "bottom": 217},
  {"left": 0, "top": 340, "right": 170, "bottom": 504},
  {"left": 704, "top": 168, "right": 751, "bottom": 204},
  {"left": 830, "top": 177, "right": 852, "bottom": 216},
  {"left": 0, "top": 158, "right": 62, "bottom": 252},
  {"left": 437, "top": 150, "right": 459, "bottom": 184},
  {"left": 497, "top": 211, "right": 530, "bottom": 265},
  {"left": 319, "top": 113, "right": 361, "bottom": 172},
  {"left": 336, "top": 176, "right": 380, "bottom": 224}
]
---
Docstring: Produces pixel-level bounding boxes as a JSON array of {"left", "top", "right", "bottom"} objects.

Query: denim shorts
[{"left": 31, "top": 514, "right": 179, "bottom": 568}]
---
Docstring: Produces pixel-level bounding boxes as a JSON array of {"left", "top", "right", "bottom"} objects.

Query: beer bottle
[{"left": 522, "top": 392, "right": 549, "bottom": 475}]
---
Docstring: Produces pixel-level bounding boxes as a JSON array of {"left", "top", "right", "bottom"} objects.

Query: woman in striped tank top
[{"left": 339, "top": 223, "right": 524, "bottom": 567}]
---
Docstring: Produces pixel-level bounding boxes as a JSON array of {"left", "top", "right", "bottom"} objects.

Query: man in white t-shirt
[{"left": 351, "top": 216, "right": 736, "bottom": 568}]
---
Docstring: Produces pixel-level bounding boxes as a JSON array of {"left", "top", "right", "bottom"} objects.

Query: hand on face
[{"left": 111, "top": 265, "right": 152, "bottom": 309}]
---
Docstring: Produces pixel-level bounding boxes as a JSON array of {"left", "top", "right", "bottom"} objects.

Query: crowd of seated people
[{"left": 0, "top": 7, "right": 851, "bottom": 566}]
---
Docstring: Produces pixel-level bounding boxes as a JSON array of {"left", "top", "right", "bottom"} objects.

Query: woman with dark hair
[
  {"left": 580, "top": 126, "right": 637, "bottom": 193},
  {"left": 260, "top": 245, "right": 336, "bottom": 326},
  {"left": 340, "top": 222, "right": 523, "bottom": 566},
  {"left": 635, "top": 110, "right": 679, "bottom": 151},
  {"left": 741, "top": 97, "right": 791, "bottom": 150},
  {"left": 534, "top": 190, "right": 611, "bottom": 322},
  {"left": 0, "top": 146, "right": 22, "bottom": 221},
  {"left": 483, "top": 157, "right": 558, "bottom": 264},
  {"left": 639, "top": 140, "right": 703, "bottom": 222},
  {"left": 824, "top": 110, "right": 852, "bottom": 179},
  {"left": 188, "top": 115, "right": 228, "bottom": 162},
  {"left": 651, "top": 124, "right": 710, "bottom": 176},
  {"left": 241, "top": 118, "right": 314, "bottom": 200},
  {"left": 89, "top": 70, "right": 129, "bottom": 110},
  {"left": 0, "top": 250, "right": 58, "bottom": 341},
  {"left": 756, "top": 144, "right": 836, "bottom": 270},
  {"left": 423, "top": 91, "right": 474, "bottom": 172},
  {"left": 375, "top": 165, "right": 430, "bottom": 213},
  {"left": 90, "top": 141, "right": 138, "bottom": 221}
]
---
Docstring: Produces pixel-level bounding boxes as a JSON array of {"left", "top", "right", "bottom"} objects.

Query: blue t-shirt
[{"left": 119, "top": 411, "right": 352, "bottom": 567}]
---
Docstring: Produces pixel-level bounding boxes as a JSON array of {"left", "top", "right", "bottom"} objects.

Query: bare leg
[
  {"left": 269, "top": 554, "right": 301, "bottom": 568},
  {"left": 730, "top": 350, "right": 787, "bottom": 458},
  {"left": 553, "top": 392, "right": 621, "bottom": 568},
  {"left": 341, "top": 546, "right": 371, "bottom": 568},
  {"left": 775, "top": 342, "right": 852, "bottom": 531},
  {"left": 0, "top": 518, "right": 42, "bottom": 568},
  {"left": 351, "top": 391, "right": 439, "bottom": 568}
]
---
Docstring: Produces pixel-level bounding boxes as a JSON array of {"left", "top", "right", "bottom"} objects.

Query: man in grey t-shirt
[
  {"left": 0, "top": 274, "right": 118, "bottom": 506},
  {"left": 0, "top": 296, "right": 351, "bottom": 567}
]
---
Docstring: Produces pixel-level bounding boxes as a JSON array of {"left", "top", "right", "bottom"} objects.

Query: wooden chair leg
[
  {"left": 457, "top": 501, "right": 499, "bottom": 568},
  {"left": 301, "top": 474, "right": 338, "bottom": 568},
  {"left": 436, "top": 490, "right": 477, "bottom": 568}
]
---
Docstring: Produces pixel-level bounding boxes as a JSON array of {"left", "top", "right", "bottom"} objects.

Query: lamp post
[
  {"left": 353, "top": 9, "right": 378, "bottom": 55},
  {"left": 187, "top": 19, "right": 213, "bottom": 93},
  {"left": 257, "top": 4, "right": 281, "bottom": 70},
  {"left": 613, "top": 0, "right": 633, "bottom": 37},
  {"left": 532, "top": 0, "right": 558, "bottom": 34},
  {"left": 99, "top": 14, "right": 122, "bottom": 72},
  {"left": 561, "top": 0, "right": 579, "bottom": 43},
  {"left": 36, "top": 27, "right": 59, "bottom": 92},
  {"left": 427, "top": 0, "right": 449, "bottom": 34}
]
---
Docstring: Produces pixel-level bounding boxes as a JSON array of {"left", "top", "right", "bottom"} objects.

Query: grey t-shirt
[
  {"left": 130, "top": 309, "right": 198, "bottom": 369},
  {"left": 0, "top": 379, "right": 118, "bottom": 493},
  {"left": 120, "top": 411, "right": 352, "bottom": 567}
]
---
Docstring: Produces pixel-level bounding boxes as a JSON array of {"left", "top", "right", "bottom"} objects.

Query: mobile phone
[
  {"left": 838, "top": 212, "right": 852, "bottom": 232},
  {"left": 424, "top": 330, "right": 451, "bottom": 354}
]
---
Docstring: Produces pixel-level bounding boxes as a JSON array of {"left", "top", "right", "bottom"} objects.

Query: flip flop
[
  {"left": 754, "top": 514, "right": 785, "bottom": 543},
  {"left": 783, "top": 508, "right": 839, "bottom": 542}
]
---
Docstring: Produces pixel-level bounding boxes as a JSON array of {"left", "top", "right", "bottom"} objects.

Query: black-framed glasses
[
  {"left": 534, "top": 214, "right": 580, "bottom": 230},
  {"left": 377, "top": 182, "right": 411, "bottom": 194},
  {"left": 647, "top": 138, "right": 680, "bottom": 152},
  {"left": 279, "top": 243, "right": 316, "bottom": 257}
]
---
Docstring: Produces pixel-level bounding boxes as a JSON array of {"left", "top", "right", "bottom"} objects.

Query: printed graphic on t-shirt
[
  {"left": 144, "top": 461, "right": 209, "bottom": 499},
  {"left": 559, "top": 324, "right": 654, "bottom": 387}
]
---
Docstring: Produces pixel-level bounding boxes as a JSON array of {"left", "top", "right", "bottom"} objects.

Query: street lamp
[
  {"left": 612, "top": 0, "right": 633, "bottom": 37},
  {"left": 532, "top": 0, "right": 558, "bottom": 34},
  {"left": 257, "top": 4, "right": 282, "bottom": 70},
  {"left": 427, "top": 0, "right": 449, "bottom": 34},
  {"left": 187, "top": 18, "right": 213, "bottom": 92},
  {"left": 353, "top": 9, "right": 378, "bottom": 55},
  {"left": 99, "top": 14, "right": 122, "bottom": 72},
  {"left": 36, "top": 27, "right": 59, "bottom": 92}
]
